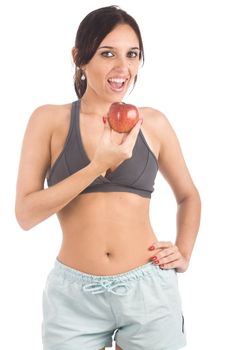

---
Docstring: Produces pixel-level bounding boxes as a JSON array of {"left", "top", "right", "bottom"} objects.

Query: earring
[{"left": 81, "top": 73, "right": 86, "bottom": 81}]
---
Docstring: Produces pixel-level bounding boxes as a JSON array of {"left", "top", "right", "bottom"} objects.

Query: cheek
[
  {"left": 86, "top": 69, "right": 104, "bottom": 88},
  {"left": 87, "top": 64, "right": 108, "bottom": 82},
  {"left": 130, "top": 61, "right": 140, "bottom": 75},
  {"left": 130, "top": 70, "right": 139, "bottom": 84}
]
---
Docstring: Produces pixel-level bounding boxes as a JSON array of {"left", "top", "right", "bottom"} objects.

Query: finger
[
  {"left": 158, "top": 251, "right": 181, "bottom": 265},
  {"left": 160, "top": 254, "right": 188, "bottom": 272},
  {"left": 148, "top": 241, "right": 173, "bottom": 251},
  {"left": 102, "top": 115, "right": 112, "bottom": 137},
  {"left": 120, "top": 132, "right": 129, "bottom": 143},
  {"left": 123, "top": 119, "right": 143, "bottom": 147},
  {"left": 103, "top": 115, "right": 110, "bottom": 128},
  {"left": 130, "top": 119, "right": 143, "bottom": 135},
  {"left": 154, "top": 241, "right": 173, "bottom": 249},
  {"left": 159, "top": 260, "right": 179, "bottom": 270},
  {"left": 150, "top": 249, "right": 180, "bottom": 264},
  {"left": 154, "top": 247, "right": 178, "bottom": 260}
]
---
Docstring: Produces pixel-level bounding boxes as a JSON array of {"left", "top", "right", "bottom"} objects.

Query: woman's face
[{"left": 82, "top": 24, "right": 141, "bottom": 103}]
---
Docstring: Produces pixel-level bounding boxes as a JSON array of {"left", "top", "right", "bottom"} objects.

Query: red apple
[{"left": 107, "top": 102, "right": 139, "bottom": 133}]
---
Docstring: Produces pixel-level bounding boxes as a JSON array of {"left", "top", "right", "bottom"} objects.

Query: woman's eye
[
  {"left": 101, "top": 51, "right": 114, "bottom": 57},
  {"left": 127, "top": 51, "right": 138, "bottom": 58}
]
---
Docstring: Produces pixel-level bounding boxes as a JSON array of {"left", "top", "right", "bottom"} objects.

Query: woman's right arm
[{"left": 15, "top": 105, "right": 104, "bottom": 231}]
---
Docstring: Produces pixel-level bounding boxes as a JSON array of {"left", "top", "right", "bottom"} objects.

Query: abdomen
[{"left": 57, "top": 192, "right": 158, "bottom": 275}]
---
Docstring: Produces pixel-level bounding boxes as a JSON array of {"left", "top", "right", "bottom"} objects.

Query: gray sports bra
[{"left": 46, "top": 100, "right": 158, "bottom": 198}]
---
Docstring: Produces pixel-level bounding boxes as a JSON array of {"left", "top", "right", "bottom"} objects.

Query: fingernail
[
  {"left": 151, "top": 256, "right": 158, "bottom": 262},
  {"left": 102, "top": 116, "right": 106, "bottom": 124},
  {"left": 148, "top": 246, "right": 155, "bottom": 251},
  {"left": 160, "top": 264, "right": 164, "bottom": 268},
  {"left": 154, "top": 260, "right": 160, "bottom": 264}
]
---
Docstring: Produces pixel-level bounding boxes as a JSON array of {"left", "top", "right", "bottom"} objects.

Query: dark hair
[{"left": 73, "top": 5, "right": 144, "bottom": 98}]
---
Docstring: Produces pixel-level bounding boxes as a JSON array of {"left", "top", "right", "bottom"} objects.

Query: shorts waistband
[{"left": 53, "top": 258, "right": 157, "bottom": 296}]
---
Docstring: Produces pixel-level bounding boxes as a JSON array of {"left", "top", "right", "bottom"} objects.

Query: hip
[{"left": 42, "top": 258, "right": 186, "bottom": 350}]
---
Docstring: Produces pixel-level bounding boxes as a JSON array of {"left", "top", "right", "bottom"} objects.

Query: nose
[{"left": 114, "top": 55, "right": 130, "bottom": 71}]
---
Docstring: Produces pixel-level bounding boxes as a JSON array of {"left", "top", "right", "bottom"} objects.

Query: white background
[{"left": 0, "top": 0, "right": 233, "bottom": 349}]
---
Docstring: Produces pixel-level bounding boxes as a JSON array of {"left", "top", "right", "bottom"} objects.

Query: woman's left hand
[{"left": 148, "top": 241, "right": 189, "bottom": 273}]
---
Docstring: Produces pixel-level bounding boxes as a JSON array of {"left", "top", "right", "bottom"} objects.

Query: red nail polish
[
  {"left": 154, "top": 260, "right": 160, "bottom": 264},
  {"left": 102, "top": 116, "right": 106, "bottom": 124},
  {"left": 149, "top": 246, "right": 155, "bottom": 251},
  {"left": 160, "top": 264, "right": 164, "bottom": 268}
]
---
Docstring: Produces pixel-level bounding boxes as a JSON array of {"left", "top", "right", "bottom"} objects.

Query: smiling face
[{"left": 81, "top": 24, "right": 141, "bottom": 103}]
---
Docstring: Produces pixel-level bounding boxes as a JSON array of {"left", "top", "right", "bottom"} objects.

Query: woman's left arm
[{"left": 147, "top": 110, "right": 201, "bottom": 272}]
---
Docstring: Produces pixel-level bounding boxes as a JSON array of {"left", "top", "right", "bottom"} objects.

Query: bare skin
[
  {"left": 15, "top": 24, "right": 200, "bottom": 274},
  {"left": 51, "top": 103, "right": 160, "bottom": 275},
  {"left": 15, "top": 23, "right": 201, "bottom": 350},
  {"left": 15, "top": 100, "right": 200, "bottom": 274},
  {"left": 47, "top": 97, "right": 200, "bottom": 275}
]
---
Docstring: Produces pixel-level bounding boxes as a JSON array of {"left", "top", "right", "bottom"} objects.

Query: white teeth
[{"left": 108, "top": 78, "right": 126, "bottom": 83}]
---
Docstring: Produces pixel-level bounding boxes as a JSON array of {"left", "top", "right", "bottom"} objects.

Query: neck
[{"left": 80, "top": 89, "right": 124, "bottom": 117}]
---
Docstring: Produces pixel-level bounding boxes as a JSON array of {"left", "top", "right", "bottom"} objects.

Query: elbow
[
  {"left": 192, "top": 186, "right": 202, "bottom": 207},
  {"left": 15, "top": 205, "right": 35, "bottom": 231},
  {"left": 178, "top": 185, "right": 202, "bottom": 207},
  {"left": 15, "top": 214, "right": 33, "bottom": 231}
]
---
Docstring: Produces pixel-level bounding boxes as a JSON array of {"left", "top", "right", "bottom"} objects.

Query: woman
[{"left": 15, "top": 5, "right": 201, "bottom": 350}]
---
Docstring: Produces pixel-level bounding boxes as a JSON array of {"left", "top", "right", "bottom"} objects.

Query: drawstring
[{"left": 82, "top": 280, "right": 131, "bottom": 296}]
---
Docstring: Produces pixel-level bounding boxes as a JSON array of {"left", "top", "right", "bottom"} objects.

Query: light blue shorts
[{"left": 42, "top": 259, "right": 186, "bottom": 350}]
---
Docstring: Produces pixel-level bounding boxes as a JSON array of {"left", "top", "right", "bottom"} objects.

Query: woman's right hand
[{"left": 91, "top": 116, "right": 143, "bottom": 173}]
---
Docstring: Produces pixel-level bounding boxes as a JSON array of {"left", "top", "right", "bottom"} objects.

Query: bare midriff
[{"left": 57, "top": 191, "right": 158, "bottom": 276}]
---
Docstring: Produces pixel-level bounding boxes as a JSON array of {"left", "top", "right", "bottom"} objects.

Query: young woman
[{"left": 15, "top": 5, "right": 201, "bottom": 350}]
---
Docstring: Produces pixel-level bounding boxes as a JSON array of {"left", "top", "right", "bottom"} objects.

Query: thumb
[
  {"left": 124, "top": 119, "right": 143, "bottom": 144},
  {"left": 102, "top": 115, "right": 111, "bottom": 133}
]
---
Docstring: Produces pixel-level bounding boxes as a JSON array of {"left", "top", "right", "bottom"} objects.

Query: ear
[
  {"left": 71, "top": 47, "right": 78, "bottom": 63},
  {"left": 71, "top": 47, "right": 86, "bottom": 70}
]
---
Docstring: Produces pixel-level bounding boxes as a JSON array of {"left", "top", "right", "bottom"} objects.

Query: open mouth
[{"left": 107, "top": 77, "right": 128, "bottom": 92}]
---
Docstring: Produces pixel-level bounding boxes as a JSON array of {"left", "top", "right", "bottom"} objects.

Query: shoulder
[
  {"left": 139, "top": 106, "right": 173, "bottom": 141},
  {"left": 29, "top": 102, "right": 72, "bottom": 123},
  {"left": 139, "top": 106, "right": 170, "bottom": 127},
  {"left": 27, "top": 102, "right": 72, "bottom": 134}
]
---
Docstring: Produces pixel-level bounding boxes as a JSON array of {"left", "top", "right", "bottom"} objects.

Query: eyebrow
[{"left": 97, "top": 46, "right": 140, "bottom": 51}]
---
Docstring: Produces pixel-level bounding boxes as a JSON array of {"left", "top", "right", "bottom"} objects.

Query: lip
[
  {"left": 107, "top": 77, "right": 129, "bottom": 93},
  {"left": 108, "top": 76, "right": 129, "bottom": 81}
]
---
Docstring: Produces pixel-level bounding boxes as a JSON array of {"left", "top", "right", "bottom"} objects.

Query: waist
[{"left": 58, "top": 226, "right": 157, "bottom": 275}]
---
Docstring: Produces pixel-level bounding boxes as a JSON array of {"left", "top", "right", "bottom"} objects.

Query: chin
[{"left": 107, "top": 91, "right": 128, "bottom": 103}]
